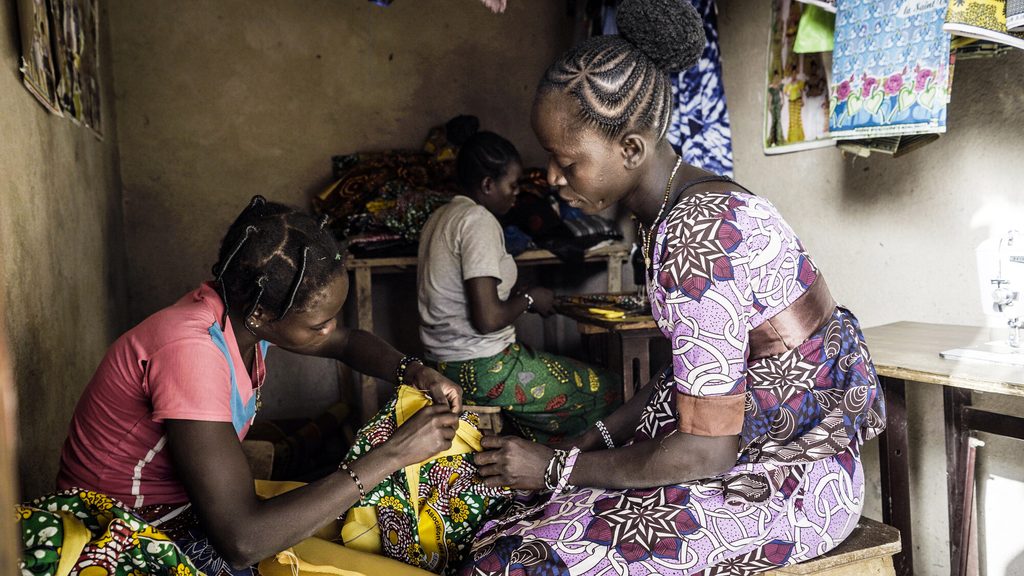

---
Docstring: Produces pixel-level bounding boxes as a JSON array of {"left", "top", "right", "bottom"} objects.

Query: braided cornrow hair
[
  {"left": 537, "top": 0, "right": 705, "bottom": 140},
  {"left": 212, "top": 195, "right": 344, "bottom": 329}
]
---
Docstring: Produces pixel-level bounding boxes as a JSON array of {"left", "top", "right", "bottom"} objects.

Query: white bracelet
[
  {"left": 595, "top": 420, "right": 615, "bottom": 449},
  {"left": 522, "top": 291, "right": 535, "bottom": 312}
]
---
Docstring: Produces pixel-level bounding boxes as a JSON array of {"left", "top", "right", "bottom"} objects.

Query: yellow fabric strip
[
  {"left": 55, "top": 511, "right": 91, "bottom": 576},
  {"left": 258, "top": 537, "right": 435, "bottom": 576}
]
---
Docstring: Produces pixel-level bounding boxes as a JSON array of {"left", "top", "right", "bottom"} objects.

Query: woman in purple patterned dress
[{"left": 462, "top": 1, "right": 886, "bottom": 574}]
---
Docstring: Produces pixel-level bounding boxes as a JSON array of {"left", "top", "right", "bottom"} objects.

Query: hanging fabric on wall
[
  {"left": 667, "top": 0, "right": 734, "bottom": 177},
  {"left": 598, "top": 0, "right": 734, "bottom": 177}
]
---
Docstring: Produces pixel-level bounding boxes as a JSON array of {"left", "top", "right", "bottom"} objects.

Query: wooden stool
[
  {"left": 767, "top": 517, "right": 901, "bottom": 576},
  {"left": 464, "top": 404, "right": 503, "bottom": 433}
]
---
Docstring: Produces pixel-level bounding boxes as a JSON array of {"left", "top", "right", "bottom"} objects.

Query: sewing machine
[{"left": 940, "top": 230, "right": 1024, "bottom": 365}]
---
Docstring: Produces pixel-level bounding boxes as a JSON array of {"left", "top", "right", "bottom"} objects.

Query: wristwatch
[{"left": 522, "top": 291, "right": 535, "bottom": 312}]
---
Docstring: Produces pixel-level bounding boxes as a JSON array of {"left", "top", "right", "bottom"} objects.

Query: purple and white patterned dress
[{"left": 458, "top": 190, "right": 885, "bottom": 576}]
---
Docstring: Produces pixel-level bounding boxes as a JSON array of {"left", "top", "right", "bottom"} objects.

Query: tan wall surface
[
  {"left": 716, "top": 2, "right": 1024, "bottom": 574},
  {"left": 107, "top": 0, "right": 572, "bottom": 321},
  {"left": 0, "top": 4, "right": 126, "bottom": 499}
]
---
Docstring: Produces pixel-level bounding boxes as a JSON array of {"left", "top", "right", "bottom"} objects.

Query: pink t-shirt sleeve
[{"left": 148, "top": 339, "right": 234, "bottom": 423}]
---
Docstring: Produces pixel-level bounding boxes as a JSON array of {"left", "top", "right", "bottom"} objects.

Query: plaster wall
[
  {"left": 0, "top": 2, "right": 126, "bottom": 498},
  {"left": 716, "top": 2, "right": 1024, "bottom": 574}
]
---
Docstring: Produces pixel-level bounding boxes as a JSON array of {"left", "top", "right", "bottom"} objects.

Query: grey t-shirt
[{"left": 417, "top": 196, "right": 517, "bottom": 362}]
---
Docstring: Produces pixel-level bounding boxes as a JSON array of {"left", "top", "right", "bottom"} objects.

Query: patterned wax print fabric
[
  {"left": 341, "top": 386, "right": 514, "bottom": 575},
  {"left": 17, "top": 488, "right": 201, "bottom": 576},
  {"left": 133, "top": 502, "right": 260, "bottom": 576},
  {"left": 598, "top": 0, "right": 733, "bottom": 177},
  {"left": 438, "top": 343, "right": 622, "bottom": 446},
  {"left": 457, "top": 190, "right": 885, "bottom": 575},
  {"left": 668, "top": 0, "right": 734, "bottom": 177}
]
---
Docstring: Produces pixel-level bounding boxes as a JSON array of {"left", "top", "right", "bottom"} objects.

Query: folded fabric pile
[
  {"left": 501, "top": 171, "right": 621, "bottom": 261},
  {"left": 314, "top": 116, "right": 621, "bottom": 261}
]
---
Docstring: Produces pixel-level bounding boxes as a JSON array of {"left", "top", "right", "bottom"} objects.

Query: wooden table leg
[
  {"left": 618, "top": 333, "right": 651, "bottom": 402},
  {"left": 606, "top": 255, "right": 625, "bottom": 292},
  {"left": 606, "top": 334, "right": 626, "bottom": 400},
  {"left": 877, "top": 376, "right": 914, "bottom": 576},
  {"left": 353, "top": 267, "right": 378, "bottom": 424},
  {"left": 944, "top": 387, "right": 971, "bottom": 576}
]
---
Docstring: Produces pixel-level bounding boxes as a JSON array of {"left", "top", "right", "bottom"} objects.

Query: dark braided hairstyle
[
  {"left": 537, "top": 0, "right": 705, "bottom": 141},
  {"left": 212, "top": 196, "right": 344, "bottom": 328},
  {"left": 456, "top": 131, "right": 522, "bottom": 193}
]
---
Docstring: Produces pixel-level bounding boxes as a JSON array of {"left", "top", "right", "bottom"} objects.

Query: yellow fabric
[
  {"left": 342, "top": 386, "right": 483, "bottom": 559},
  {"left": 253, "top": 480, "right": 432, "bottom": 575},
  {"left": 55, "top": 511, "right": 91, "bottom": 576},
  {"left": 258, "top": 537, "right": 435, "bottom": 576},
  {"left": 254, "top": 387, "right": 484, "bottom": 576}
]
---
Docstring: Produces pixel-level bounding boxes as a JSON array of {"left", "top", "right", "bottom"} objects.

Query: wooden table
[
  {"left": 861, "top": 322, "right": 1024, "bottom": 576},
  {"left": 557, "top": 302, "right": 660, "bottom": 402},
  {"left": 346, "top": 243, "right": 631, "bottom": 422}
]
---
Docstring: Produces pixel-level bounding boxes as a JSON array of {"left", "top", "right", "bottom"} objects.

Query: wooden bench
[{"left": 767, "top": 517, "right": 901, "bottom": 576}]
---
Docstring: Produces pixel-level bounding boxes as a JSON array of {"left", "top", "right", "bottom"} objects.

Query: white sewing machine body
[{"left": 940, "top": 230, "right": 1024, "bottom": 365}]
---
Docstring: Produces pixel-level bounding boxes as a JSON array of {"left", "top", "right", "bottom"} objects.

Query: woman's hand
[
  {"left": 382, "top": 404, "right": 460, "bottom": 467},
  {"left": 475, "top": 435, "right": 554, "bottom": 490},
  {"left": 406, "top": 363, "right": 463, "bottom": 412},
  {"left": 525, "top": 287, "right": 555, "bottom": 317},
  {"left": 478, "top": 0, "right": 507, "bottom": 13}
]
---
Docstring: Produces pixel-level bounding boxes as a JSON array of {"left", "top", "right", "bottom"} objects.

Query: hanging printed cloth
[
  {"left": 341, "top": 386, "right": 513, "bottom": 574},
  {"left": 17, "top": 488, "right": 201, "bottom": 576},
  {"left": 667, "top": 0, "right": 734, "bottom": 177},
  {"left": 598, "top": 0, "right": 734, "bottom": 176}
]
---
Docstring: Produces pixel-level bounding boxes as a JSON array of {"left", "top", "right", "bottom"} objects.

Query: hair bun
[
  {"left": 445, "top": 115, "right": 481, "bottom": 147},
  {"left": 616, "top": 0, "right": 706, "bottom": 74}
]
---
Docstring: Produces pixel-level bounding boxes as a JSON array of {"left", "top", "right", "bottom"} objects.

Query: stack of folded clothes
[{"left": 315, "top": 115, "right": 621, "bottom": 260}]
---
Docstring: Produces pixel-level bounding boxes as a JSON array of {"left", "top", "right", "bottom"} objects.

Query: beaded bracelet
[
  {"left": 339, "top": 461, "right": 365, "bottom": 499},
  {"left": 395, "top": 355, "right": 423, "bottom": 387},
  {"left": 554, "top": 447, "right": 580, "bottom": 495},
  {"left": 595, "top": 420, "right": 615, "bottom": 449}
]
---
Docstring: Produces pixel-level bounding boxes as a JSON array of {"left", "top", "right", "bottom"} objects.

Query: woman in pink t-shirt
[{"left": 56, "top": 195, "right": 463, "bottom": 575}]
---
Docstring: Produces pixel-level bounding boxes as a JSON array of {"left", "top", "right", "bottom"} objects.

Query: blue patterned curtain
[
  {"left": 600, "top": 0, "right": 735, "bottom": 177},
  {"left": 666, "top": 0, "right": 734, "bottom": 177}
]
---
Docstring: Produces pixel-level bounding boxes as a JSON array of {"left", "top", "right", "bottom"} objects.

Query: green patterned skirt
[
  {"left": 437, "top": 343, "right": 621, "bottom": 445},
  {"left": 17, "top": 488, "right": 201, "bottom": 576}
]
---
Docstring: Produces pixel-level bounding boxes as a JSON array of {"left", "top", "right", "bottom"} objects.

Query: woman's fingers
[
  {"left": 480, "top": 434, "right": 506, "bottom": 450},
  {"left": 477, "top": 463, "right": 503, "bottom": 478}
]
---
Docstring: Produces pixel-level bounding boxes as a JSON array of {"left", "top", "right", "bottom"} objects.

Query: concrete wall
[
  {"left": 0, "top": 3, "right": 126, "bottom": 499},
  {"left": 106, "top": 0, "right": 575, "bottom": 415},
  {"left": 716, "top": 2, "right": 1024, "bottom": 574},
  {"left": 107, "top": 0, "right": 572, "bottom": 319}
]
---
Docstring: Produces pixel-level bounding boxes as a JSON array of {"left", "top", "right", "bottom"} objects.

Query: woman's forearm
[
  {"left": 473, "top": 293, "right": 529, "bottom": 334},
  {"left": 567, "top": 431, "right": 739, "bottom": 490},
  {"left": 577, "top": 371, "right": 660, "bottom": 449},
  {"left": 220, "top": 443, "right": 403, "bottom": 568},
  {"left": 334, "top": 328, "right": 404, "bottom": 381}
]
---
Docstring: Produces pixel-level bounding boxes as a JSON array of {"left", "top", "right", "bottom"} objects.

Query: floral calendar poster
[{"left": 829, "top": 0, "right": 952, "bottom": 138}]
